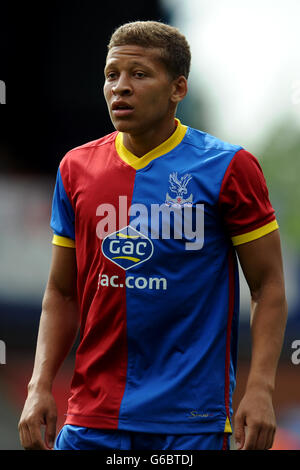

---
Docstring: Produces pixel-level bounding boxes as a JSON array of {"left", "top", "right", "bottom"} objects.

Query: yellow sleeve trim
[
  {"left": 52, "top": 234, "right": 75, "bottom": 248},
  {"left": 231, "top": 219, "right": 279, "bottom": 246},
  {"left": 224, "top": 416, "right": 232, "bottom": 433}
]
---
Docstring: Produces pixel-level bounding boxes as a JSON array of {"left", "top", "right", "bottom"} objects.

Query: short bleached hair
[{"left": 107, "top": 20, "right": 191, "bottom": 79}]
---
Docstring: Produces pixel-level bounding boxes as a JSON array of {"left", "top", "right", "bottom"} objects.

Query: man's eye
[
  {"left": 134, "top": 71, "right": 145, "bottom": 78},
  {"left": 106, "top": 72, "right": 117, "bottom": 80}
]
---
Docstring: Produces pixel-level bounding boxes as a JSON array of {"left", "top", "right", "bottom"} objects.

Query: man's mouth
[{"left": 111, "top": 101, "right": 134, "bottom": 117}]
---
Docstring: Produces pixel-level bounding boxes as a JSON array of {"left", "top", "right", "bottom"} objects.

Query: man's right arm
[{"left": 18, "top": 244, "right": 79, "bottom": 450}]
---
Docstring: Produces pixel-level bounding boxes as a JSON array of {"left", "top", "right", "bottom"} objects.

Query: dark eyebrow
[
  {"left": 129, "top": 60, "right": 150, "bottom": 68},
  {"left": 104, "top": 59, "right": 153, "bottom": 74}
]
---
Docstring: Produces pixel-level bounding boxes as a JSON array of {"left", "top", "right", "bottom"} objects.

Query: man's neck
[{"left": 122, "top": 118, "right": 177, "bottom": 158}]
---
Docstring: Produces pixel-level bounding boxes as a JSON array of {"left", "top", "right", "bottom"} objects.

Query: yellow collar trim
[{"left": 115, "top": 118, "right": 187, "bottom": 170}]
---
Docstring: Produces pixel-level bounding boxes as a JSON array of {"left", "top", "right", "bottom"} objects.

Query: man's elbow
[
  {"left": 42, "top": 280, "right": 78, "bottom": 308},
  {"left": 250, "top": 278, "right": 288, "bottom": 311}
]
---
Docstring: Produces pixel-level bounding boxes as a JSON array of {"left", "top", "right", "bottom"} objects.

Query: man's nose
[{"left": 112, "top": 73, "right": 132, "bottom": 96}]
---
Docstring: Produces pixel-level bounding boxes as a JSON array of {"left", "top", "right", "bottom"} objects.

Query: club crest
[{"left": 165, "top": 172, "right": 193, "bottom": 206}]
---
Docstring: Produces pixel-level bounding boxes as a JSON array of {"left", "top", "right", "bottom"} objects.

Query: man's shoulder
[
  {"left": 61, "top": 130, "right": 118, "bottom": 164},
  {"left": 185, "top": 125, "right": 243, "bottom": 154}
]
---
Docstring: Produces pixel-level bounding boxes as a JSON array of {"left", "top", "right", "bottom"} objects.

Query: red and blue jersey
[{"left": 50, "top": 119, "right": 278, "bottom": 434}]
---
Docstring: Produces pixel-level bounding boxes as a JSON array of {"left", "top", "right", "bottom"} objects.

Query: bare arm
[
  {"left": 234, "top": 229, "right": 288, "bottom": 450},
  {"left": 18, "top": 245, "right": 80, "bottom": 450}
]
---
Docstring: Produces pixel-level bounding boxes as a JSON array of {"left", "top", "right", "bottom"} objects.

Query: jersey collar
[{"left": 115, "top": 118, "right": 187, "bottom": 170}]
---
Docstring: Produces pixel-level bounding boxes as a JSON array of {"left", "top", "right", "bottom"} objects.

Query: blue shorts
[{"left": 54, "top": 425, "right": 230, "bottom": 450}]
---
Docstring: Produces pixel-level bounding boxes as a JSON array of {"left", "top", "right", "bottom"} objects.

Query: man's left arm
[{"left": 234, "top": 229, "right": 288, "bottom": 450}]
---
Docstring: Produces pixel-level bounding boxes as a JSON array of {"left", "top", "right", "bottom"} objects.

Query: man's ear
[{"left": 170, "top": 75, "right": 188, "bottom": 105}]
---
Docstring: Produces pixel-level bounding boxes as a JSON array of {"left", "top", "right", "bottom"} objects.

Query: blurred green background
[{"left": 0, "top": 0, "right": 299, "bottom": 450}]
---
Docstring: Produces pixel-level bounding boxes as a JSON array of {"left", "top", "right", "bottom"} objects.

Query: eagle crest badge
[{"left": 165, "top": 172, "right": 193, "bottom": 206}]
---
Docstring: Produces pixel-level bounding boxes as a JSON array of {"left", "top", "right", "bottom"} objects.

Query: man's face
[{"left": 103, "top": 45, "right": 178, "bottom": 135}]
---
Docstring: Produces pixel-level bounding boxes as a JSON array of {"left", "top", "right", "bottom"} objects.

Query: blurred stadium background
[{"left": 1, "top": 0, "right": 300, "bottom": 450}]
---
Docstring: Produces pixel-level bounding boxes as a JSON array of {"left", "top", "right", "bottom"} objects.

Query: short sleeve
[
  {"left": 219, "top": 149, "right": 278, "bottom": 246},
  {"left": 50, "top": 167, "right": 76, "bottom": 248}
]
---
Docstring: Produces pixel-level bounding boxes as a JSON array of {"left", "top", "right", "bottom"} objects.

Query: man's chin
[{"left": 112, "top": 120, "right": 137, "bottom": 134}]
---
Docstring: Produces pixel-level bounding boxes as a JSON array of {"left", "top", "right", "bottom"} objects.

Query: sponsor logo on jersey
[
  {"left": 101, "top": 225, "right": 154, "bottom": 270},
  {"left": 97, "top": 273, "right": 167, "bottom": 291}
]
